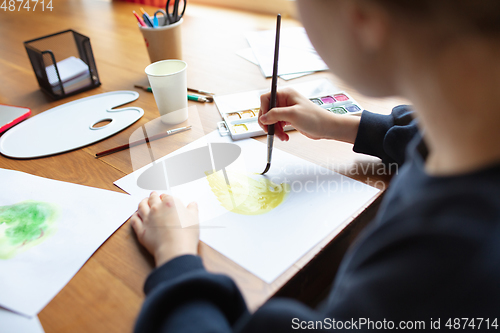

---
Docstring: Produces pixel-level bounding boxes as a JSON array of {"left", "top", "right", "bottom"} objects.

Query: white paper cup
[{"left": 145, "top": 60, "right": 188, "bottom": 125}]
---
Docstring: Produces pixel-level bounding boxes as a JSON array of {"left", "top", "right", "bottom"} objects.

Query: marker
[
  {"left": 188, "top": 94, "right": 209, "bottom": 103},
  {"left": 133, "top": 11, "right": 147, "bottom": 27},
  {"left": 134, "top": 84, "right": 152, "bottom": 92},
  {"left": 140, "top": 8, "right": 154, "bottom": 28}
]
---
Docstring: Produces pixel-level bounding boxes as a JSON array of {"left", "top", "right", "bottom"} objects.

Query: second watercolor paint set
[{"left": 214, "top": 79, "right": 363, "bottom": 140}]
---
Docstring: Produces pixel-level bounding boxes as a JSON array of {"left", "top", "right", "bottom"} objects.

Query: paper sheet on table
[
  {"left": 114, "top": 131, "right": 380, "bottom": 283},
  {"left": 0, "top": 169, "right": 140, "bottom": 317},
  {"left": 46, "top": 56, "right": 92, "bottom": 93},
  {"left": 246, "top": 27, "right": 328, "bottom": 77},
  {"left": 236, "top": 48, "right": 313, "bottom": 80},
  {"left": 46, "top": 56, "right": 89, "bottom": 86},
  {"left": 0, "top": 308, "right": 44, "bottom": 333}
]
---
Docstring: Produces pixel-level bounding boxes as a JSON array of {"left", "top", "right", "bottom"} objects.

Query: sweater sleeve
[
  {"left": 135, "top": 255, "right": 324, "bottom": 333},
  {"left": 135, "top": 253, "right": 328, "bottom": 333},
  {"left": 353, "top": 105, "right": 418, "bottom": 165},
  {"left": 134, "top": 255, "right": 249, "bottom": 333}
]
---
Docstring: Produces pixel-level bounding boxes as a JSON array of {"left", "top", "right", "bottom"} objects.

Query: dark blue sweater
[{"left": 135, "top": 106, "right": 500, "bottom": 332}]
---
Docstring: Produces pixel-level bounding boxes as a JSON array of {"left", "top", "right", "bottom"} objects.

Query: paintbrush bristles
[{"left": 261, "top": 163, "right": 271, "bottom": 175}]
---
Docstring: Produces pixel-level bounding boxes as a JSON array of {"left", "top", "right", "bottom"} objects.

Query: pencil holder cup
[
  {"left": 24, "top": 30, "right": 101, "bottom": 100},
  {"left": 139, "top": 18, "right": 183, "bottom": 63}
]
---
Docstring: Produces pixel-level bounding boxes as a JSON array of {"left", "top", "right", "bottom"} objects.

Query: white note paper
[
  {"left": 0, "top": 169, "right": 140, "bottom": 317},
  {"left": 115, "top": 131, "right": 380, "bottom": 283},
  {"left": 45, "top": 56, "right": 92, "bottom": 94},
  {"left": 246, "top": 27, "right": 328, "bottom": 78},
  {"left": 45, "top": 56, "right": 89, "bottom": 86},
  {"left": 236, "top": 48, "right": 313, "bottom": 80}
]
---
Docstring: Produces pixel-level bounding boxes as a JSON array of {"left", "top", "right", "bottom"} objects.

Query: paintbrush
[
  {"left": 261, "top": 14, "right": 281, "bottom": 175},
  {"left": 95, "top": 125, "right": 191, "bottom": 158}
]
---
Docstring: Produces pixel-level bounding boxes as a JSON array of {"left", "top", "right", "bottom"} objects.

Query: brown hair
[{"left": 371, "top": 0, "right": 500, "bottom": 35}]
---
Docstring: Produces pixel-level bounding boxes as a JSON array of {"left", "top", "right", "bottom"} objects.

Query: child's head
[{"left": 298, "top": 0, "right": 500, "bottom": 97}]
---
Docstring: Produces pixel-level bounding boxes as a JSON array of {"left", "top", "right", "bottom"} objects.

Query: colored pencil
[
  {"left": 140, "top": 8, "right": 154, "bottom": 28},
  {"left": 188, "top": 87, "right": 215, "bottom": 96},
  {"left": 133, "top": 11, "right": 147, "bottom": 27}
]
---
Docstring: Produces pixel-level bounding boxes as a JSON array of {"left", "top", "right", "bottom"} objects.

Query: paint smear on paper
[
  {"left": 0, "top": 201, "right": 59, "bottom": 259},
  {"left": 206, "top": 170, "right": 290, "bottom": 215}
]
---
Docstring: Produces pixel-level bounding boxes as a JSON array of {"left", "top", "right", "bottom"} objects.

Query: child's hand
[
  {"left": 130, "top": 192, "right": 199, "bottom": 267},
  {"left": 258, "top": 88, "right": 360, "bottom": 144}
]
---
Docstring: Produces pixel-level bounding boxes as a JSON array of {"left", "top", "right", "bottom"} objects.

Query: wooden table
[{"left": 0, "top": 1, "right": 407, "bottom": 332}]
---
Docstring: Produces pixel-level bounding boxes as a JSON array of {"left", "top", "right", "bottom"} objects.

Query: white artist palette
[{"left": 0, "top": 91, "right": 144, "bottom": 159}]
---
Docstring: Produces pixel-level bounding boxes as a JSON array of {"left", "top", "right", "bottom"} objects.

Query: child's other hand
[
  {"left": 130, "top": 192, "right": 199, "bottom": 267},
  {"left": 258, "top": 88, "right": 360, "bottom": 143}
]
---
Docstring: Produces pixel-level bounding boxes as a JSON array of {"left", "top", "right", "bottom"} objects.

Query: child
[{"left": 130, "top": 0, "right": 500, "bottom": 331}]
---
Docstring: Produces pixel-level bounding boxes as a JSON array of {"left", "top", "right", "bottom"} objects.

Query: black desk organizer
[{"left": 24, "top": 30, "right": 101, "bottom": 100}]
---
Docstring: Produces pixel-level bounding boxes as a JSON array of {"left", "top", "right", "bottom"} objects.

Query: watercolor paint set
[{"left": 214, "top": 79, "right": 363, "bottom": 140}]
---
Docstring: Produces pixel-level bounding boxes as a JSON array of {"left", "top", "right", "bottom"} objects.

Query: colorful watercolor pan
[
  {"left": 329, "top": 107, "right": 348, "bottom": 115},
  {"left": 240, "top": 110, "right": 255, "bottom": 119},
  {"left": 226, "top": 112, "right": 241, "bottom": 121},
  {"left": 225, "top": 108, "right": 259, "bottom": 122},
  {"left": 321, "top": 96, "right": 336, "bottom": 104},
  {"left": 217, "top": 120, "right": 269, "bottom": 140},
  {"left": 217, "top": 91, "right": 363, "bottom": 140},
  {"left": 232, "top": 124, "right": 249, "bottom": 134},
  {"left": 344, "top": 103, "right": 362, "bottom": 113},
  {"left": 327, "top": 103, "right": 362, "bottom": 114},
  {"left": 334, "top": 93, "right": 349, "bottom": 102},
  {"left": 309, "top": 91, "right": 363, "bottom": 116}
]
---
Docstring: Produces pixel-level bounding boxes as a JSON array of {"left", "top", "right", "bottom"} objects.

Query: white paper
[
  {"left": 0, "top": 308, "right": 44, "bottom": 333},
  {"left": 45, "top": 56, "right": 90, "bottom": 86},
  {"left": 52, "top": 72, "right": 92, "bottom": 94},
  {"left": 214, "top": 78, "right": 338, "bottom": 115},
  {"left": 115, "top": 131, "right": 380, "bottom": 283},
  {"left": 236, "top": 48, "right": 313, "bottom": 81},
  {"left": 0, "top": 169, "right": 140, "bottom": 317},
  {"left": 279, "top": 72, "right": 313, "bottom": 81},
  {"left": 246, "top": 27, "right": 328, "bottom": 77},
  {"left": 236, "top": 48, "right": 259, "bottom": 66}
]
